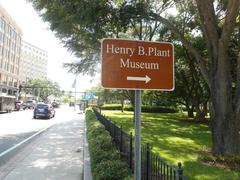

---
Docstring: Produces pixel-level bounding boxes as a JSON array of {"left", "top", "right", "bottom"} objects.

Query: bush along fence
[
  {"left": 93, "top": 109, "right": 185, "bottom": 180},
  {"left": 85, "top": 108, "right": 132, "bottom": 180}
]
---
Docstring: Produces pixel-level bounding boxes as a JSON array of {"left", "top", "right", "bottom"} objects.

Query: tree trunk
[
  {"left": 202, "top": 101, "right": 208, "bottom": 116},
  {"left": 194, "top": 102, "right": 207, "bottom": 121},
  {"left": 121, "top": 98, "right": 124, "bottom": 112},
  {"left": 186, "top": 105, "right": 194, "bottom": 118},
  {"left": 210, "top": 46, "right": 240, "bottom": 155},
  {"left": 211, "top": 90, "right": 240, "bottom": 155}
]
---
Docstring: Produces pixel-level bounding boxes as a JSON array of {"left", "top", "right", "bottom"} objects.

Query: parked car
[
  {"left": 23, "top": 100, "right": 36, "bottom": 109},
  {"left": 51, "top": 100, "right": 60, "bottom": 108},
  {"left": 15, "top": 100, "right": 23, "bottom": 111},
  {"left": 33, "top": 103, "right": 55, "bottom": 119}
]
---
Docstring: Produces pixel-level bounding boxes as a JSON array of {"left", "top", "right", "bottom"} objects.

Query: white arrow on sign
[{"left": 127, "top": 75, "right": 151, "bottom": 83}]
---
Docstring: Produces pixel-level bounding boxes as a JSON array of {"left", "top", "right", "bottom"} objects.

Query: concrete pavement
[{"left": 0, "top": 109, "right": 92, "bottom": 180}]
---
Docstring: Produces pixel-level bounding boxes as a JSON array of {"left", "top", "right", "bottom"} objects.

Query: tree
[
  {"left": 149, "top": 0, "right": 240, "bottom": 155},
  {"left": 25, "top": 79, "right": 63, "bottom": 102},
  {"left": 30, "top": 0, "right": 123, "bottom": 75},
  {"left": 29, "top": 0, "right": 173, "bottom": 74},
  {"left": 30, "top": 0, "right": 240, "bottom": 156},
  {"left": 145, "top": 16, "right": 210, "bottom": 120},
  {"left": 91, "top": 85, "right": 128, "bottom": 112},
  {"left": 174, "top": 43, "right": 210, "bottom": 120}
]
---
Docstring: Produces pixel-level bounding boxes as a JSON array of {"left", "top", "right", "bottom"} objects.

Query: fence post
[
  {"left": 146, "top": 143, "right": 151, "bottom": 180},
  {"left": 111, "top": 121, "right": 114, "bottom": 137},
  {"left": 130, "top": 132, "right": 133, "bottom": 170},
  {"left": 177, "top": 162, "right": 183, "bottom": 180},
  {"left": 113, "top": 123, "right": 116, "bottom": 140},
  {"left": 120, "top": 125, "right": 123, "bottom": 152}
]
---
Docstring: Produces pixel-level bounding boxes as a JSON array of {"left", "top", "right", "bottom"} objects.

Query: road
[{"left": 0, "top": 105, "right": 80, "bottom": 166}]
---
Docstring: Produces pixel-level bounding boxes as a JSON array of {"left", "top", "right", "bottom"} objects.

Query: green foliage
[
  {"left": 141, "top": 106, "right": 178, "bottom": 113},
  {"left": 124, "top": 105, "right": 179, "bottom": 113},
  {"left": 30, "top": 0, "right": 121, "bottom": 75},
  {"left": 91, "top": 86, "right": 124, "bottom": 104},
  {"left": 102, "top": 110, "right": 240, "bottom": 180},
  {"left": 23, "top": 79, "right": 63, "bottom": 101},
  {"left": 101, "top": 104, "right": 178, "bottom": 113},
  {"left": 62, "top": 96, "right": 71, "bottom": 104},
  {"left": 94, "top": 160, "right": 130, "bottom": 180},
  {"left": 142, "top": 91, "right": 179, "bottom": 107},
  {"left": 29, "top": 0, "right": 173, "bottom": 75},
  {"left": 85, "top": 108, "right": 131, "bottom": 180},
  {"left": 30, "top": 0, "right": 240, "bottom": 157},
  {"left": 101, "top": 104, "right": 128, "bottom": 110}
]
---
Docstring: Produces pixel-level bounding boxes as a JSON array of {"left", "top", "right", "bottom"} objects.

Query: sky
[{"left": 0, "top": 0, "right": 100, "bottom": 92}]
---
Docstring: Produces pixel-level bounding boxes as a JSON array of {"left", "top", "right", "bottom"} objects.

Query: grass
[{"left": 101, "top": 110, "right": 240, "bottom": 180}]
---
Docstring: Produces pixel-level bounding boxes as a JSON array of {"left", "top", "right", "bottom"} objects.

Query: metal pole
[
  {"left": 134, "top": 89, "right": 141, "bottom": 180},
  {"left": 74, "top": 75, "right": 77, "bottom": 111}
]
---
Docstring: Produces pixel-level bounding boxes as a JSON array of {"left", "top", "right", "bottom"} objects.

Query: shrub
[
  {"left": 124, "top": 105, "right": 179, "bottom": 113},
  {"left": 101, "top": 104, "right": 179, "bottom": 113},
  {"left": 93, "top": 159, "right": 130, "bottom": 180},
  {"left": 85, "top": 108, "right": 131, "bottom": 179},
  {"left": 101, "top": 104, "right": 125, "bottom": 110}
]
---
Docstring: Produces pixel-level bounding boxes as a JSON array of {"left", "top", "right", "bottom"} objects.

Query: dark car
[
  {"left": 33, "top": 103, "right": 55, "bottom": 119},
  {"left": 51, "top": 100, "right": 60, "bottom": 108},
  {"left": 23, "top": 100, "right": 36, "bottom": 109}
]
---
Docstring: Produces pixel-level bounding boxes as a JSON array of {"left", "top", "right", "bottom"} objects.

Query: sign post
[
  {"left": 134, "top": 89, "right": 141, "bottom": 180},
  {"left": 101, "top": 38, "right": 174, "bottom": 180}
]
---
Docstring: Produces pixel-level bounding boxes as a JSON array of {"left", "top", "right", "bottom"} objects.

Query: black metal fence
[{"left": 94, "top": 109, "right": 185, "bottom": 180}]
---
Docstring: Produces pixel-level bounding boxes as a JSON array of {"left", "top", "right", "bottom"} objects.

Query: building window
[
  {"left": 8, "top": 81, "right": 13, "bottom": 87},
  {"left": 6, "top": 25, "right": 11, "bottom": 36},
  {"left": 12, "top": 42, "right": 16, "bottom": 52},
  {"left": 10, "top": 64, "right": 14, "bottom": 73},
  {"left": 17, "top": 46, "right": 20, "bottom": 55},
  {"left": 4, "top": 50, "right": 9, "bottom": 61},
  {"left": 4, "top": 61, "right": 8, "bottom": 71},
  {"left": 0, "top": 32, "right": 3, "bottom": 44},
  {"left": 16, "top": 57, "right": 20, "bottom": 65},
  {"left": 2, "top": 74, "right": 7, "bottom": 85},
  {"left": 6, "top": 38, "right": 10, "bottom": 49},
  {"left": 12, "top": 30, "right": 16, "bottom": 41},
  {"left": 11, "top": 54, "right": 14, "bottom": 63},
  {"left": 0, "top": 18, "right": 5, "bottom": 30}
]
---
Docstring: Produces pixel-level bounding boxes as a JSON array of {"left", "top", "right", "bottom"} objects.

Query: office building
[
  {"left": 20, "top": 41, "right": 48, "bottom": 84},
  {"left": 0, "top": 4, "right": 22, "bottom": 96}
]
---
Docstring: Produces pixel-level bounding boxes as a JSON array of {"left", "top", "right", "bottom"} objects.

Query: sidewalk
[{"left": 0, "top": 110, "right": 92, "bottom": 180}]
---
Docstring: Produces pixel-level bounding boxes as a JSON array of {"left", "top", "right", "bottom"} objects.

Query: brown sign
[{"left": 101, "top": 38, "right": 174, "bottom": 90}]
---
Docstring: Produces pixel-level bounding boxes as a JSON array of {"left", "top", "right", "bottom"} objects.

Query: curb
[{"left": 83, "top": 118, "right": 92, "bottom": 180}]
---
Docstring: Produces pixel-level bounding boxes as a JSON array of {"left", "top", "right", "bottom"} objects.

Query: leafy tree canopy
[
  {"left": 25, "top": 79, "right": 63, "bottom": 101},
  {"left": 29, "top": 0, "right": 173, "bottom": 75},
  {"left": 29, "top": 0, "right": 240, "bottom": 156}
]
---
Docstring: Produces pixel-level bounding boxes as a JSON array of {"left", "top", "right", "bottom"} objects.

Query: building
[
  {"left": 0, "top": 4, "right": 22, "bottom": 97},
  {"left": 20, "top": 41, "right": 48, "bottom": 84}
]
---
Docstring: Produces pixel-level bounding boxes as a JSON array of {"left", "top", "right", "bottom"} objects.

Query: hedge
[
  {"left": 125, "top": 105, "right": 179, "bottom": 113},
  {"left": 85, "top": 108, "right": 132, "bottom": 180},
  {"left": 100, "top": 104, "right": 178, "bottom": 113}
]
